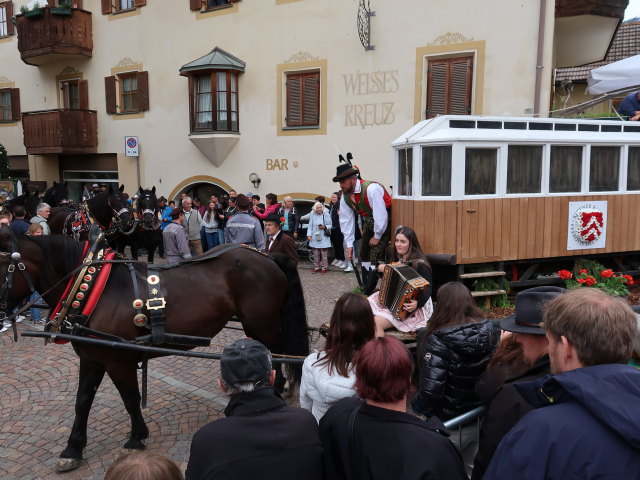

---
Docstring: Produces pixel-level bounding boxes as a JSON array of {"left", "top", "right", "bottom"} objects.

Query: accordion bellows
[{"left": 378, "top": 262, "right": 429, "bottom": 321}]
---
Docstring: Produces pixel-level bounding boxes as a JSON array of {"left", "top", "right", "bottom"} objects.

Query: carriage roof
[{"left": 392, "top": 115, "right": 640, "bottom": 147}]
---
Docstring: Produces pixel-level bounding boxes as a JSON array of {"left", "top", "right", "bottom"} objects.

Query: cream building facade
[{"left": 0, "top": 0, "right": 627, "bottom": 203}]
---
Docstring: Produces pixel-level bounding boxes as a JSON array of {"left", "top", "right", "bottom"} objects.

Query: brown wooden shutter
[
  {"left": 78, "top": 80, "right": 89, "bottom": 110},
  {"left": 101, "top": 0, "right": 111, "bottom": 14},
  {"left": 10, "top": 88, "right": 20, "bottom": 122},
  {"left": 133, "top": 0, "right": 146, "bottom": 6},
  {"left": 190, "top": 0, "right": 201, "bottom": 10},
  {"left": 73, "top": 0, "right": 83, "bottom": 8},
  {"left": 426, "top": 56, "right": 472, "bottom": 119},
  {"left": 230, "top": 0, "right": 241, "bottom": 2},
  {"left": 62, "top": 82, "right": 70, "bottom": 109},
  {"left": 6, "top": 2, "right": 14, "bottom": 36},
  {"left": 46, "top": 0, "right": 55, "bottom": 7},
  {"left": 105, "top": 76, "right": 117, "bottom": 114},
  {"left": 137, "top": 71, "right": 149, "bottom": 111},
  {"left": 286, "top": 74, "right": 302, "bottom": 127},
  {"left": 302, "top": 73, "right": 319, "bottom": 126}
]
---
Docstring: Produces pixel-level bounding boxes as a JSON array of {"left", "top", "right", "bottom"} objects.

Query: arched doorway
[{"left": 176, "top": 182, "right": 228, "bottom": 205}]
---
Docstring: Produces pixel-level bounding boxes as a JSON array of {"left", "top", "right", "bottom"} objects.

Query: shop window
[
  {"left": 0, "top": 88, "right": 20, "bottom": 123},
  {"left": 465, "top": 148, "right": 496, "bottom": 195},
  {"left": 590, "top": 146, "right": 619, "bottom": 192},
  {"left": 104, "top": 72, "right": 149, "bottom": 115},
  {"left": 550, "top": 146, "right": 582, "bottom": 193},
  {"left": 422, "top": 146, "right": 452, "bottom": 196},
  {"left": 507, "top": 145, "right": 543, "bottom": 194}
]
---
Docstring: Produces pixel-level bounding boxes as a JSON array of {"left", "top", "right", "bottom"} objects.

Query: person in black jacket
[
  {"left": 471, "top": 286, "right": 566, "bottom": 480},
  {"left": 411, "top": 281, "right": 497, "bottom": 475},
  {"left": 186, "top": 338, "right": 323, "bottom": 480},
  {"left": 320, "top": 336, "right": 467, "bottom": 480}
]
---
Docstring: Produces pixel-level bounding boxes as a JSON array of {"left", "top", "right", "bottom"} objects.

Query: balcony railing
[
  {"left": 16, "top": 7, "right": 93, "bottom": 66},
  {"left": 22, "top": 109, "right": 98, "bottom": 155}
]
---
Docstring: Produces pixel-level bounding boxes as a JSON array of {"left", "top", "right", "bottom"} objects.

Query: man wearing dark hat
[
  {"left": 162, "top": 207, "right": 191, "bottom": 263},
  {"left": 471, "top": 286, "right": 565, "bottom": 480},
  {"left": 485, "top": 288, "right": 640, "bottom": 479},
  {"left": 333, "top": 160, "right": 392, "bottom": 295},
  {"left": 224, "top": 194, "right": 265, "bottom": 249},
  {"left": 264, "top": 212, "right": 298, "bottom": 266},
  {"left": 186, "top": 338, "right": 323, "bottom": 480}
]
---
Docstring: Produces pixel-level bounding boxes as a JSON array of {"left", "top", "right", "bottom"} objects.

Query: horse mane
[{"left": 25, "top": 235, "right": 85, "bottom": 276}]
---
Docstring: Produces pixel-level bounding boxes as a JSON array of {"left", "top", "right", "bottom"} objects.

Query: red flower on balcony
[
  {"left": 623, "top": 275, "right": 634, "bottom": 285},
  {"left": 558, "top": 270, "right": 573, "bottom": 280}
]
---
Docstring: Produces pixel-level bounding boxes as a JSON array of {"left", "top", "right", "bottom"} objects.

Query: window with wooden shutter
[
  {"left": 133, "top": 0, "right": 146, "bottom": 6},
  {"left": 286, "top": 71, "right": 320, "bottom": 128},
  {"left": 426, "top": 56, "right": 473, "bottom": 119},
  {"left": 0, "top": 88, "right": 18, "bottom": 122},
  {"left": 105, "top": 76, "right": 117, "bottom": 114},
  {"left": 0, "top": 2, "right": 14, "bottom": 37},
  {"left": 78, "top": 80, "right": 89, "bottom": 110},
  {"left": 189, "top": 71, "right": 238, "bottom": 133},
  {"left": 102, "top": 0, "right": 112, "bottom": 14},
  {"left": 10, "top": 88, "right": 20, "bottom": 121},
  {"left": 190, "top": 0, "right": 202, "bottom": 10},
  {"left": 137, "top": 71, "right": 149, "bottom": 111}
]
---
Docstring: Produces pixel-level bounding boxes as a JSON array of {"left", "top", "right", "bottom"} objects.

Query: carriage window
[
  {"left": 550, "top": 146, "right": 582, "bottom": 193},
  {"left": 507, "top": 146, "right": 542, "bottom": 194},
  {"left": 627, "top": 147, "right": 640, "bottom": 191},
  {"left": 397, "top": 148, "right": 413, "bottom": 196},
  {"left": 422, "top": 146, "right": 452, "bottom": 196},
  {"left": 590, "top": 146, "right": 619, "bottom": 192},
  {"left": 465, "top": 148, "right": 497, "bottom": 195}
]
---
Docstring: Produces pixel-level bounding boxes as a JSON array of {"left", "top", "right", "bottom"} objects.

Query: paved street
[{"left": 0, "top": 261, "right": 358, "bottom": 479}]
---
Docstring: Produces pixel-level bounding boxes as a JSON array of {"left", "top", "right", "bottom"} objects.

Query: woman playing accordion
[{"left": 368, "top": 226, "right": 433, "bottom": 337}]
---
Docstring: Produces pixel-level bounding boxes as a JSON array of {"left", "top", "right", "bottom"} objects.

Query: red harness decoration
[
  {"left": 81, "top": 250, "right": 116, "bottom": 317},
  {"left": 50, "top": 242, "right": 90, "bottom": 345}
]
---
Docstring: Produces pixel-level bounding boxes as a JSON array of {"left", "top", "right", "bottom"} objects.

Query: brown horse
[{"left": 0, "top": 226, "right": 308, "bottom": 472}]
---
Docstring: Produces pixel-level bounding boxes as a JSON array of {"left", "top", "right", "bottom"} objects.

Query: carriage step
[
  {"left": 459, "top": 271, "right": 506, "bottom": 279},
  {"left": 470, "top": 289, "right": 507, "bottom": 297}
]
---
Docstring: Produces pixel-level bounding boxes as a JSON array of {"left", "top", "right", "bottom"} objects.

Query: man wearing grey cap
[
  {"left": 186, "top": 338, "right": 322, "bottom": 480},
  {"left": 471, "top": 286, "right": 566, "bottom": 480}
]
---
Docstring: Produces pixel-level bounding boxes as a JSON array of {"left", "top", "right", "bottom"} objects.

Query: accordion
[{"left": 378, "top": 262, "right": 429, "bottom": 321}]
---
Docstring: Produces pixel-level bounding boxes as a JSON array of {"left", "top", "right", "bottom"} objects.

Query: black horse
[
  {"left": 0, "top": 228, "right": 308, "bottom": 472},
  {"left": 48, "top": 184, "right": 136, "bottom": 243},
  {"left": 42, "top": 181, "right": 70, "bottom": 207},
  {"left": 4, "top": 190, "right": 40, "bottom": 218},
  {"left": 112, "top": 187, "right": 161, "bottom": 262}
]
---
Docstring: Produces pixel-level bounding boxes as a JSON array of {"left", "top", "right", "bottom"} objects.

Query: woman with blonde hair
[{"left": 279, "top": 195, "right": 298, "bottom": 238}]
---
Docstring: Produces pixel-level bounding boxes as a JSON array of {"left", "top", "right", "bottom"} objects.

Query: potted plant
[
  {"left": 20, "top": 4, "right": 45, "bottom": 18},
  {"left": 51, "top": 2, "right": 73, "bottom": 15}
]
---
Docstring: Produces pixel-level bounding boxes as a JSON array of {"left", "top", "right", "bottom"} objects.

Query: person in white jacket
[{"left": 300, "top": 292, "right": 375, "bottom": 422}]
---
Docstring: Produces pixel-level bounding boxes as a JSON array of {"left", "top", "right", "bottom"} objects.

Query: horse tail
[{"left": 271, "top": 253, "right": 309, "bottom": 387}]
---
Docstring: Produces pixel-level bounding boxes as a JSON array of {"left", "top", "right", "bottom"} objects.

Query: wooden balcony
[
  {"left": 555, "top": 0, "right": 628, "bottom": 19},
  {"left": 16, "top": 8, "right": 93, "bottom": 66},
  {"left": 22, "top": 110, "right": 98, "bottom": 155}
]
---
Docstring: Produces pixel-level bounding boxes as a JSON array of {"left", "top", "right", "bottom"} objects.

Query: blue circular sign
[{"left": 127, "top": 138, "right": 137, "bottom": 148}]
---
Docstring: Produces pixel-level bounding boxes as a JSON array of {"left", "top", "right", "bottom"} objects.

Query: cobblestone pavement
[{"left": 0, "top": 260, "right": 358, "bottom": 479}]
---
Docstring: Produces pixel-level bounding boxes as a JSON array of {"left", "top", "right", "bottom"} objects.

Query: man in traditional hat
[
  {"left": 162, "top": 207, "right": 191, "bottom": 263},
  {"left": 333, "top": 158, "right": 392, "bottom": 294},
  {"left": 186, "top": 338, "right": 323, "bottom": 480},
  {"left": 471, "top": 286, "right": 566, "bottom": 480},
  {"left": 225, "top": 194, "right": 265, "bottom": 249},
  {"left": 264, "top": 212, "right": 298, "bottom": 266}
]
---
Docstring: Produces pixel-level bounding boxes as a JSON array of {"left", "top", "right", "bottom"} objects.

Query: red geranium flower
[
  {"left": 601, "top": 269, "right": 614, "bottom": 278},
  {"left": 558, "top": 270, "right": 573, "bottom": 280},
  {"left": 584, "top": 277, "right": 597, "bottom": 286},
  {"left": 577, "top": 278, "right": 586, "bottom": 284},
  {"left": 579, "top": 269, "right": 588, "bottom": 275},
  {"left": 623, "top": 275, "right": 634, "bottom": 285}
]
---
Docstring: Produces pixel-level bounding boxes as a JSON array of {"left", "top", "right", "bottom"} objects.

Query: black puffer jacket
[{"left": 412, "top": 319, "right": 497, "bottom": 421}]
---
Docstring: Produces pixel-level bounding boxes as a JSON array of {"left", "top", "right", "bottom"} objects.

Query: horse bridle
[
  {"left": 0, "top": 244, "right": 36, "bottom": 329},
  {"left": 136, "top": 193, "right": 161, "bottom": 231},
  {"left": 105, "top": 197, "right": 138, "bottom": 236}
]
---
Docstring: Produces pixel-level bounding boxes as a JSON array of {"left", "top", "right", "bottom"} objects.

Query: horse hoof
[{"left": 54, "top": 458, "right": 81, "bottom": 473}]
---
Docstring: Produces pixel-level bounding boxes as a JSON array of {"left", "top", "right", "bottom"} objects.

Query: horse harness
[{"left": 0, "top": 240, "right": 36, "bottom": 340}]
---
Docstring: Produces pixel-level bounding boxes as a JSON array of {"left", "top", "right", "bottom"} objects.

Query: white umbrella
[{"left": 587, "top": 54, "right": 640, "bottom": 94}]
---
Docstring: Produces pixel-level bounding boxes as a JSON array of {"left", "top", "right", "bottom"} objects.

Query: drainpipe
[{"left": 534, "top": 0, "right": 547, "bottom": 116}]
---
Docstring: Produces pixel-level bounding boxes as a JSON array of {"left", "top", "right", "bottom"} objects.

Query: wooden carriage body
[{"left": 391, "top": 116, "right": 640, "bottom": 271}]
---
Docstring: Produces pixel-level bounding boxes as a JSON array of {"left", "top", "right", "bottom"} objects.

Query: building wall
[{"left": 0, "top": 0, "right": 554, "bottom": 200}]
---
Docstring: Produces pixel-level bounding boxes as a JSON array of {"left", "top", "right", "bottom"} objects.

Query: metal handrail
[{"left": 444, "top": 406, "right": 487, "bottom": 430}]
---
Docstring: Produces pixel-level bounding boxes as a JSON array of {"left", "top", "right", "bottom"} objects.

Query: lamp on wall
[{"left": 249, "top": 173, "right": 261, "bottom": 189}]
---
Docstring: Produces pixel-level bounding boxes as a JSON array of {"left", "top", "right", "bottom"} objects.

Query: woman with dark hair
[
  {"left": 252, "top": 193, "right": 280, "bottom": 220},
  {"left": 412, "top": 281, "right": 497, "bottom": 474},
  {"left": 319, "top": 337, "right": 467, "bottom": 480},
  {"left": 368, "top": 226, "right": 433, "bottom": 336},
  {"left": 300, "top": 293, "right": 375, "bottom": 421}
]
